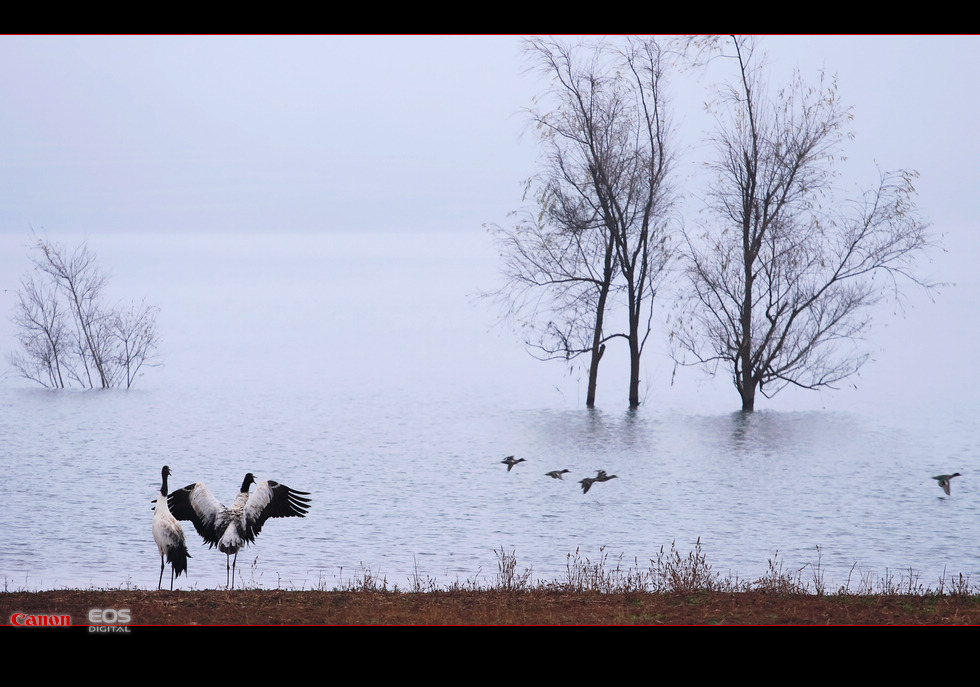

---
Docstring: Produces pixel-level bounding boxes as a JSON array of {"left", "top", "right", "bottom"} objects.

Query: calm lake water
[{"left": 1, "top": 231, "right": 977, "bottom": 592}]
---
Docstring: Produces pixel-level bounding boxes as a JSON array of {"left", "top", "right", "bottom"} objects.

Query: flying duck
[
  {"left": 501, "top": 456, "right": 526, "bottom": 471},
  {"left": 933, "top": 472, "right": 962, "bottom": 496}
]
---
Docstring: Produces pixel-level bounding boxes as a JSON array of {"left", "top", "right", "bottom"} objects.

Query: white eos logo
[{"left": 88, "top": 608, "right": 131, "bottom": 624}]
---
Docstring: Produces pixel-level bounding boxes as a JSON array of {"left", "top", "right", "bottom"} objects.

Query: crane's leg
[
  {"left": 231, "top": 552, "right": 238, "bottom": 590},
  {"left": 170, "top": 563, "right": 175, "bottom": 591},
  {"left": 226, "top": 553, "right": 231, "bottom": 589},
  {"left": 159, "top": 555, "right": 164, "bottom": 590}
]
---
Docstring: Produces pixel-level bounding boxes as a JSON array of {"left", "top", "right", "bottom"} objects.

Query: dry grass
[
  {"left": 5, "top": 542, "right": 980, "bottom": 625},
  {"left": 6, "top": 588, "right": 980, "bottom": 626}
]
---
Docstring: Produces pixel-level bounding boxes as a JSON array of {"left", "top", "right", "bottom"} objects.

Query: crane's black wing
[
  {"left": 168, "top": 482, "right": 226, "bottom": 548},
  {"left": 243, "top": 480, "right": 311, "bottom": 542}
]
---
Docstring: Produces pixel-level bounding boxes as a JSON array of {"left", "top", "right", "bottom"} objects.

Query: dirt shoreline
[{"left": 4, "top": 589, "right": 980, "bottom": 625}]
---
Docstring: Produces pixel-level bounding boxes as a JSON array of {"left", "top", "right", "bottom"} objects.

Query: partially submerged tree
[
  {"left": 112, "top": 299, "right": 161, "bottom": 389},
  {"left": 10, "top": 274, "right": 71, "bottom": 388},
  {"left": 490, "top": 37, "right": 675, "bottom": 408},
  {"left": 8, "top": 237, "right": 161, "bottom": 388},
  {"left": 490, "top": 204, "right": 616, "bottom": 407},
  {"left": 672, "top": 37, "right": 936, "bottom": 411}
]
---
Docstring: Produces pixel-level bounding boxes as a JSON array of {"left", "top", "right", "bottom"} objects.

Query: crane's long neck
[
  {"left": 157, "top": 469, "right": 171, "bottom": 514},
  {"left": 240, "top": 473, "right": 255, "bottom": 493}
]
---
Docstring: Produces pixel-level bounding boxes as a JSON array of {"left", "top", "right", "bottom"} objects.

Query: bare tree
[
  {"left": 489, "top": 198, "right": 617, "bottom": 408},
  {"left": 490, "top": 37, "right": 675, "bottom": 408},
  {"left": 31, "top": 239, "right": 114, "bottom": 387},
  {"left": 9, "top": 274, "right": 71, "bottom": 388},
  {"left": 603, "top": 38, "right": 675, "bottom": 409},
  {"left": 8, "top": 237, "right": 161, "bottom": 389},
  {"left": 112, "top": 300, "right": 161, "bottom": 389},
  {"left": 672, "top": 37, "right": 936, "bottom": 411}
]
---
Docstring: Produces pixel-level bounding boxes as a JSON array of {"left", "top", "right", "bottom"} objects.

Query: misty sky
[
  {"left": 0, "top": 36, "right": 539, "bottom": 237},
  {"left": 1, "top": 36, "right": 977, "bottom": 241},
  {"left": 1, "top": 36, "right": 977, "bottom": 410}
]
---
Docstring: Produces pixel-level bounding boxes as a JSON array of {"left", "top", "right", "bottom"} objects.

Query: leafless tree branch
[
  {"left": 488, "top": 36, "right": 677, "bottom": 408},
  {"left": 672, "top": 36, "right": 938, "bottom": 411},
  {"left": 8, "top": 237, "right": 162, "bottom": 389}
]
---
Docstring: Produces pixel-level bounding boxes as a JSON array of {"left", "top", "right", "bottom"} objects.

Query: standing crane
[
  {"left": 153, "top": 466, "right": 190, "bottom": 590},
  {"left": 167, "top": 472, "right": 311, "bottom": 589}
]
